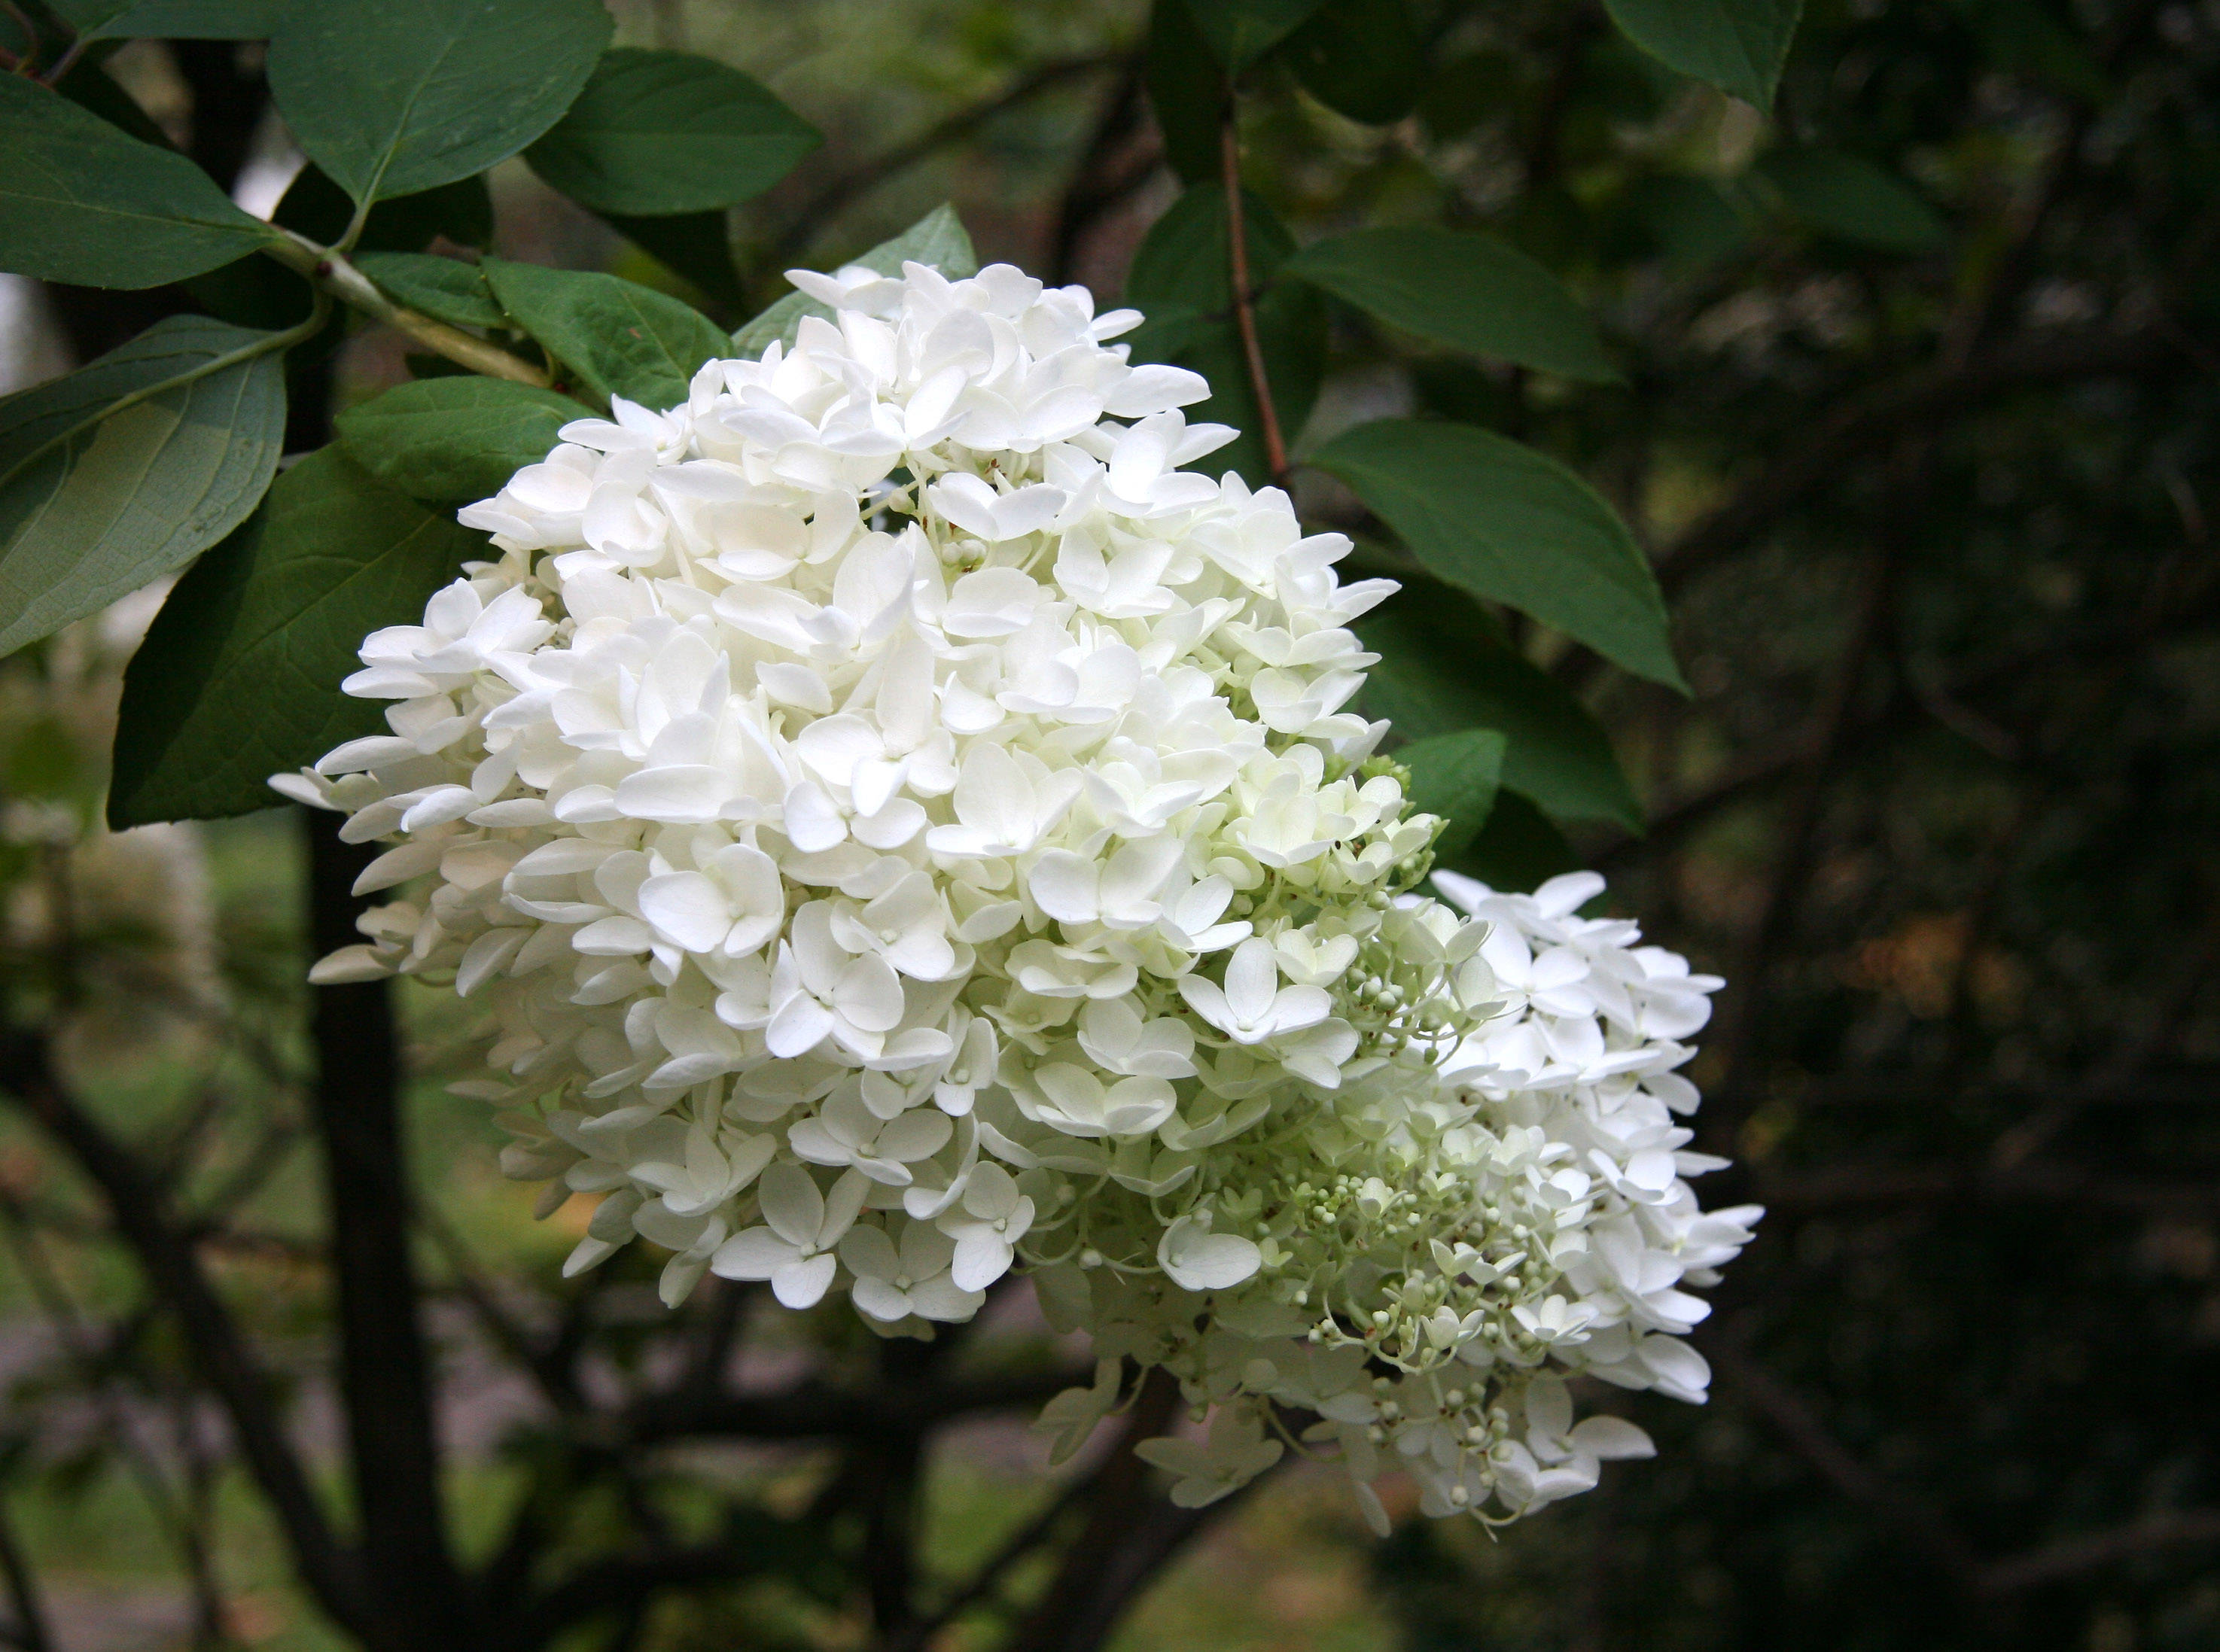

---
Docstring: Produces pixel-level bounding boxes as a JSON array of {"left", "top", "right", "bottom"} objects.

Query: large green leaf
[
  {"left": 1124, "top": 184, "right": 1327, "bottom": 486},
  {"left": 1603, "top": 0, "right": 1801, "bottom": 108},
  {"left": 1281, "top": 0, "right": 1424, "bottom": 125},
  {"left": 483, "top": 260, "right": 728, "bottom": 409},
  {"left": 1397, "top": 729, "right": 1506, "bottom": 862},
  {"left": 51, "top": 0, "right": 287, "bottom": 40},
  {"left": 1181, "top": 0, "right": 1332, "bottom": 71},
  {"left": 0, "top": 317, "right": 285, "bottom": 660},
  {"left": 1357, "top": 582, "right": 1643, "bottom": 829},
  {"left": 732, "top": 205, "right": 980, "bottom": 358},
  {"left": 526, "top": 47, "right": 820, "bottom": 217},
  {"left": 267, "top": 0, "right": 610, "bottom": 205},
  {"left": 1312, "top": 419, "right": 1683, "bottom": 689},
  {"left": 1755, "top": 147, "right": 1947, "bottom": 253},
  {"left": 1281, "top": 227, "right": 1619, "bottom": 382},
  {"left": 109, "top": 448, "right": 486, "bottom": 826},
  {"left": 354, "top": 253, "right": 507, "bottom": 331},
  {"left": 0, "top": 74, "right": 277, "bottom": 289},
  {"left": 337, "top": 377, "right": 587, "bottom": 504},
  {"left": 1144, "top": 0, "right": 1225, "bottom": 184}
]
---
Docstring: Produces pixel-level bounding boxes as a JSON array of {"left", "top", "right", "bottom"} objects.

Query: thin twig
[
  {"left": 770, "top": 55, "right": 1119, "bottom": 269},
  {"left": 1220, "top": 103, "right": 1288, "bottom": 486}
]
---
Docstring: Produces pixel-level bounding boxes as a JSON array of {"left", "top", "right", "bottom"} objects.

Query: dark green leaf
[
  {"left": 0, "top": 72, "right": 276, "bottom": 289},
  {"left": 108, "top": 447, "right": 486, "bottom": 826},
  {"left": 732, "top": 204, "right": 979, "bottom": 357},
  {"left": 1358, "top": 581, "right": 1643, "bottom": 829},
  {"left": 1755, "top": 147, "right": 1947, "bottom": 253},
  {"left": 1603, "top": 0, "right": 1801, "bottom": 108},
  {"left": 484, "top": 259, "right": 727, "bottom": 409},
  {"left": 1281, "top": 226, "right": 1619, "bottom": 382},
  {"left": 0, "top": 317, "right": 285, "bottom": 659},
  {"left": 53, "top": 0, "right": 288, "bottom": 41},
  {"left": 1125, "top": 183, "right": 1326, "bottom": 487},
  {"left": 354, "top": 253, "right": 506, "bottom": 331},
  {"left": 1145, "top": 0, "right": 1225, "bottom": 184},
  {"left": 603, "top": 210, "right": 745, "bottom": 312},
  {"left": 337, "top": 376, "right": 587, "bottom": 504},
  {"left": 267, "top": 0, "right": 611, "bottom": 205},
  {"left": 1182, "top": 0, "right": 1332, "bottom": 71},
  {"left": 526, "top": 47, "right": 820, "bottom": 217},
  {"left": 1281, "top": 0, "right": 1424, "bottom": 126},
  {"left": 1448, "top": 788, "right": 1580, "bottom": 892},
  {"left": 1625, "top": 175, "right": 1752, "bottom": 272},
  {"left": 1312, "top": 418, "right": 1683, "bottom": 689},
  {"left": 1398, "top": 729, "right": 1506, "bottom": 861}
]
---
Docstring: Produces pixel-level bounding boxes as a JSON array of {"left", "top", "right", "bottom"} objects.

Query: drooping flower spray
[{"left": 285, "top": 260, "right": 1759, "bottom": 1526}]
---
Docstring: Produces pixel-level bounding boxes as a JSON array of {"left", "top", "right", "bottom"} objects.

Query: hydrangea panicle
[{"left": 282, "top": 256, "right": 1760, "bottom": 1525}]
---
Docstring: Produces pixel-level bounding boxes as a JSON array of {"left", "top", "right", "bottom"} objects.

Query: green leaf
[
  {"left": 53, "top": 0, "right": 288, "bottom": 41},
  {"left": 1357, "top": 581, "right": 1643, "bottom": 829},
  {"left": 1125, "top": 184, "right": 1326, "bottom": 488},
  {"left": 267, "top": 0, "right": 611, "bottom": 205},
  {"left": 1449, "top": 788, "right": 1581, "bottom": 892},
  {"left": 1398, "top": 729, "right": 1506, "bottom": 861},
  {"left": 603, "top": 210, "right": 745, "bottom": 312},
  {"left": 337, "top": 377, "right": 587, "bottom": 504},
  {"left": 732, "top": 204, "right": 979, "bottom": 358},
  {"left": 354, "top": 253, "right": 506, "bottom": 330},
  {"left": 1312, "top": 418, "right": 1683, "bottom": 689},
  {"left": 1181, "top": 0, "right": 1332, "bottom": 71},
  {"left": 1281, "top": 0, "right": 1424, "bottom": 126},
  {"left": 0, "top": 73, "right": 277, "bottom": 289},
  {"left": 483, "top": 259, "right": 727, "bottom": 409},
  {"left": 1754, "top": 147, "right": 1947, "bottom": 252},
  {"left": 1281, "top": 227, "right": 1619, "bottom": 382},
  {"left": 0, "top": 317, "right": 285, "bottom": 660},
  {"left": 1625, "top": 175, "right": 1752, "bottom": 272},
  {"left": 1603, "top": 0, "right": 1801, "bottom": 108},
  {"left": 526, "top": 47, "right": 821, "bottom": 217},
  {"left": 108, "top": 448, "right": 486, "bottom": 826},
  {"left": 1144, "top": 0, "right": 1225, "bottom": 184}
]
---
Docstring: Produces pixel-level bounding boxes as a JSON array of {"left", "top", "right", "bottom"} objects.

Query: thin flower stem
[
  {"left": 260, "top": 230, "right": 553, "bottom": 388},
  {"left": 1220, "top": 99, "right": 1290, "bottom": 488}
]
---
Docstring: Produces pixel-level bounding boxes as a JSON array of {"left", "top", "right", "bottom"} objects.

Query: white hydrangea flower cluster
[{"left": 282, "top": 258, "right": 1759, "bottom": 1526}]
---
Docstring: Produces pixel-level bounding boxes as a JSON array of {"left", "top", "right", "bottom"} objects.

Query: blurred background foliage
[{"left": 2, "top": 0, "right": 2218, "bottom": 1648}]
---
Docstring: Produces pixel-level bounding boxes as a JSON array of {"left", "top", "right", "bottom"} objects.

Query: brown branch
[
  {"left": 770, "top": 56, "right": 1121, "bottom": 269},
  {"left": 1003, "top": 1368, "right": 1184, "bottom": 1652},
  {"left": 1655, "top": 326, "right": 2183, "bottom": 597},
  {"left": 1220, "top": 105, "right": 1290, "bottom": 486},
  {"left": 1712, "top": 1341, "right": 1983, "bottom": 1584},
  {"left": 1701, "top": 469, "right": 1907, "bottom": 1141},
  {"left": 882, "top": 1472, "right": 1094, "bottom": 1652},
  {"left": 0, "top": 1030, "right": 361, "bottom": 1631},
  {"left": 1976, "top": 1509, "right": 2220, "bottom": 1595},
  {"left": 623, "top": 1362, "right": 1086, "bottom": 1446},
  {"left": 0, "top": 1496, "right": 48, "bottom": 1652},
  {"left": 303, "top": 811, "right": 466, "bottom": 1649},
  {"left": 1046, "top": 57, "right": 1155, "bottom": 285},
  {"left": 1755, "top": 1161, "right": 2220, "bottom": 1215}
]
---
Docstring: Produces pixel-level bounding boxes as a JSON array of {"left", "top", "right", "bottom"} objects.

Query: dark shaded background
[{"left": 2, "top": 2, "right": 2216, "bottom": 1649}]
